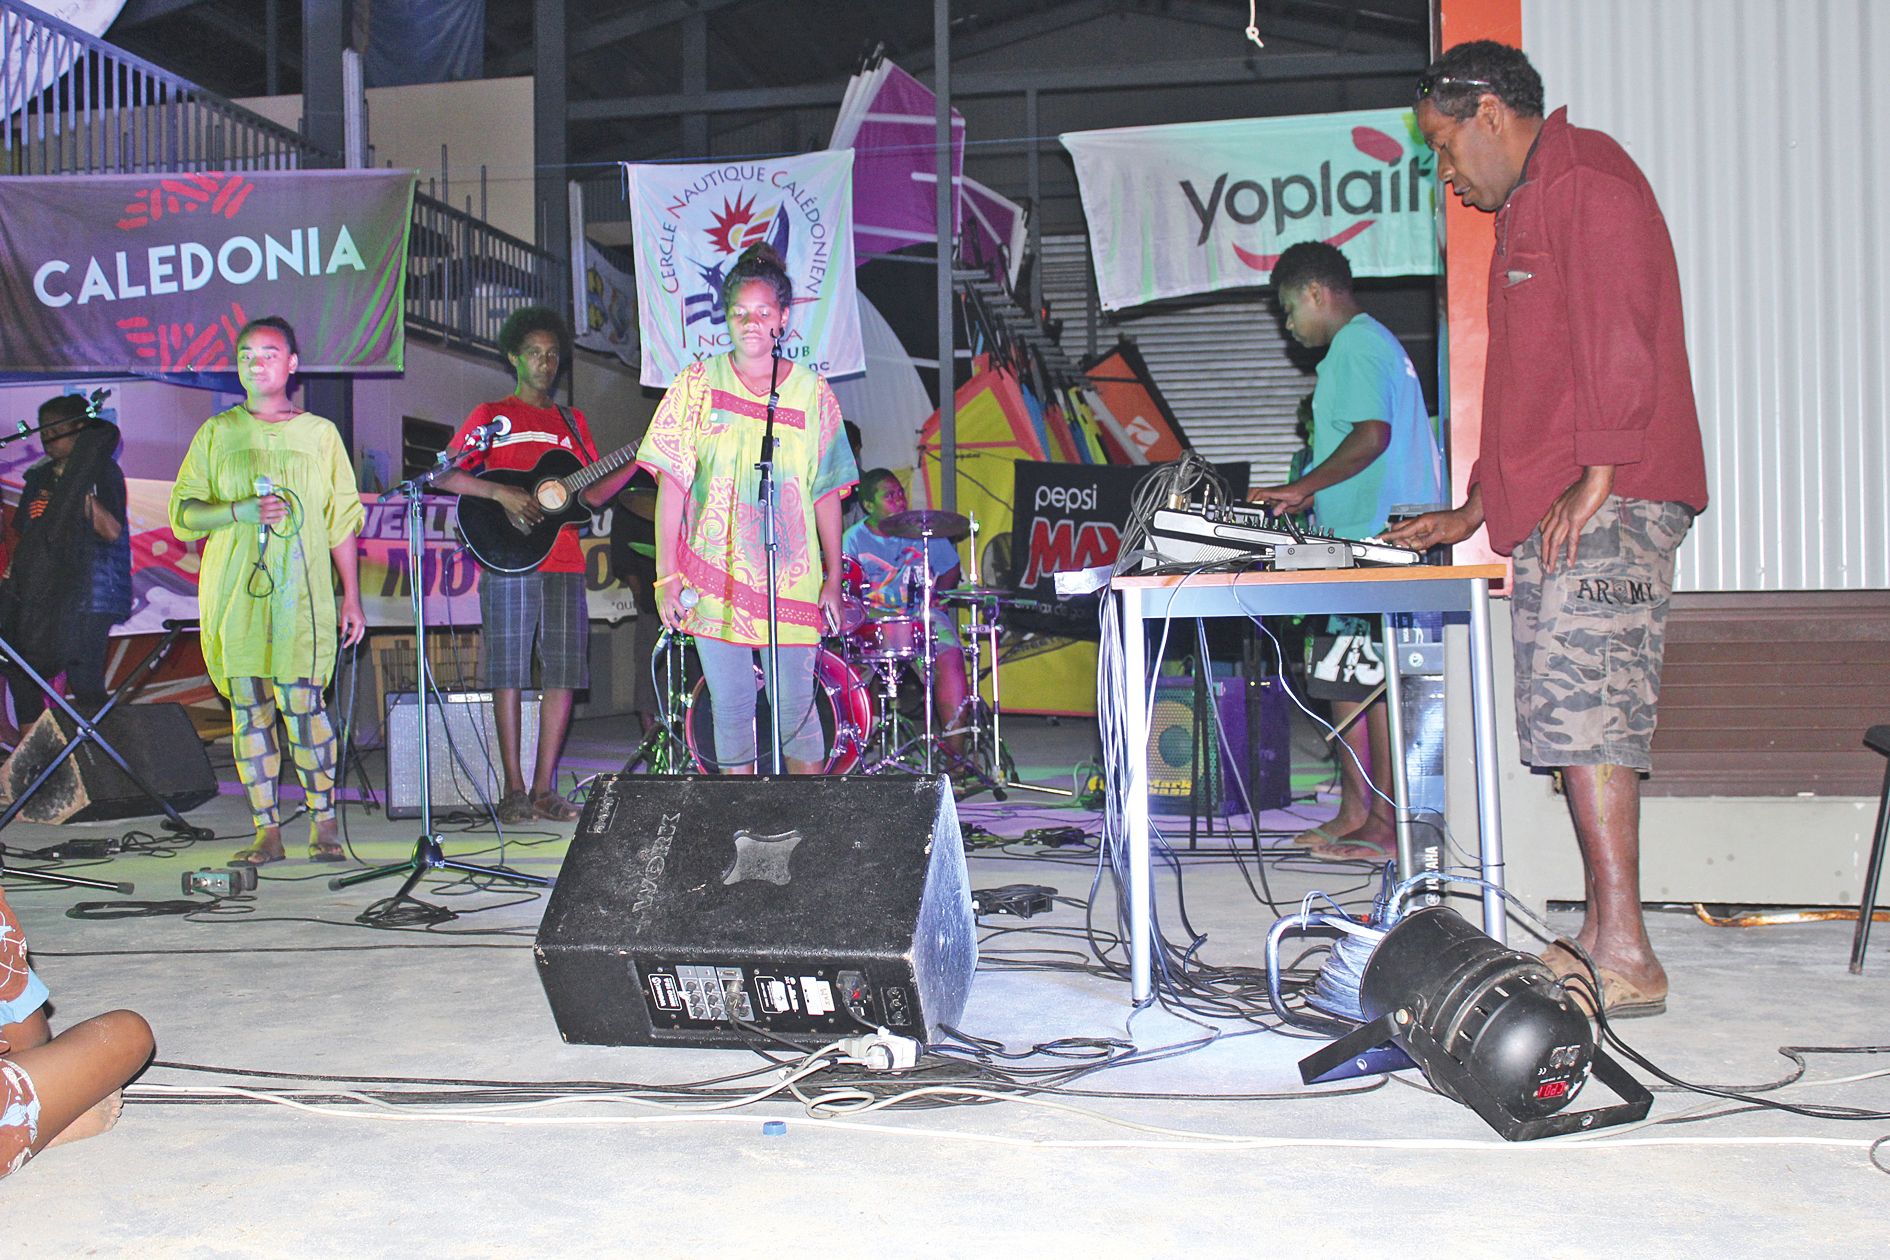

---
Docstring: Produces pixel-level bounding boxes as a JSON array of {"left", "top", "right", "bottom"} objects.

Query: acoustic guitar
[{"left": 455, "top": 443, "right": 640, "bottom": 573}]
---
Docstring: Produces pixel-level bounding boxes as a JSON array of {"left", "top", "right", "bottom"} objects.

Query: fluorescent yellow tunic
[
  {"left": 168, "top": 407, "right": 365, "bottom": 695},
  {"left": 636, "top": 356, "right": 856, "bottom": 648}
]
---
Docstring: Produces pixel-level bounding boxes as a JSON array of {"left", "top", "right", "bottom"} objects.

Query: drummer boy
[{"left": 842, "top": 469, "right": 970, "bottom": 760}]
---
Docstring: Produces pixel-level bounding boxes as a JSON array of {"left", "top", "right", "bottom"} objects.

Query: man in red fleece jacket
[{"left": 1387, "top": 42, "right": 1708, "bottom": 1020}]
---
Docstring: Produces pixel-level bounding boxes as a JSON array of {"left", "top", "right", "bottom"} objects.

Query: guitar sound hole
[{"left": 537, "top": 481, "right": 570, "bottom": 513}]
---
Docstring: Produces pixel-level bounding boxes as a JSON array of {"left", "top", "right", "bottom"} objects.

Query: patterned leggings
[{"left": 227, "top": 677, "right": 338, "bottom": 829}]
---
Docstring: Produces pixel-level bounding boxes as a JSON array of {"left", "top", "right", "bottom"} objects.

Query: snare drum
[
  {"left": 852, "top": 614, "right": 923, "bottom": 663},
  {"left": 684, "top": 644, "right": 872, "bottom": 774}
]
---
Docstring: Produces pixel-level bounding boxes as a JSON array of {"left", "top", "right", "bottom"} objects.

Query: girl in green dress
[{"left": 169, "top": 317, "right": 367, "bottom": 865}]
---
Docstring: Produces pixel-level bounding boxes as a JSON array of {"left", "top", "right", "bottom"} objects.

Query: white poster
[
  {"left": 624, "top": 152, "right": 863, "bottom": 388},
  {"left": 1062, "top": 109, "right": 1439, "bottom": 311},
  {"left": 572, "top": 236, "right": 639, "bottom": 370}
]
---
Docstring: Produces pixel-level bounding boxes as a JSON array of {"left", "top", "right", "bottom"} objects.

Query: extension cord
[{"left": 838, "top": 1030, "right": 921, "bottom": 1072}]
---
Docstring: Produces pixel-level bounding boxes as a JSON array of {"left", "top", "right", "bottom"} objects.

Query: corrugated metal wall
[
  {"left": 1039, "top": 234, "right": 1315, "bottom": 484},
  {"left": 1524, "top": 0, "right": 1890, "bottom": 591}
]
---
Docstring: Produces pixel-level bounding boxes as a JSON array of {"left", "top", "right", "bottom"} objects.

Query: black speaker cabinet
[
  {"left": 0, "top": 703, "right": 216, "bottom": 824},
  {"left": 535, "top": 774, "right": 977, "bottom": 1049}
]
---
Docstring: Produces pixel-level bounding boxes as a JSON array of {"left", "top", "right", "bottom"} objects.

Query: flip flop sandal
[
  {"left": 1307, "top": 831, "right": 1397, "bottom": 862},
  {"left": 1547, "top": 949, "right": 1668, "bottom": 1020},
  {"left": 1595, "top": 965, "right": 1668, "bottom": 1019},
  {"left": 308, "top": 821, "right": 345, "bottom": 863},
  {"left": 1538, "top": 940, "right": 1590, "bottom": 981},
  {"left": 1292, "top": 824, "right": 1346, "bottom": 849},
  {"left": 229, "top": 841, "right": 285, "bottom": 867}
]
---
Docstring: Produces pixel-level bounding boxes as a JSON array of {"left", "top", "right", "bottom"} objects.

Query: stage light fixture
[{"left": 1297, "top": 907, "right": 1653, "bottom": 1141}]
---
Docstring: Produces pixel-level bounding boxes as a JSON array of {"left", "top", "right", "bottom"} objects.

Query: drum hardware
[
  {"left": 620, "top": 628, "right": 696, "bottom": 774},
  {"left": 956, "top": 514, "right": 1069, "bottom": 800}
]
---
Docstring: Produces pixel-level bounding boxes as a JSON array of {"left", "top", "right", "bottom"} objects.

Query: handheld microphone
[
  {"left": 465, "top": 414, "right": 512, "bottom": 449},
  {"left": 655, "top": 586, "right": 698, "bottom": 649},
  {"left": 253, "top": 475, "right": 274, "bottom": 556},
  {"left": 84, "top": 387, "right": 113, "bottom": 418}
]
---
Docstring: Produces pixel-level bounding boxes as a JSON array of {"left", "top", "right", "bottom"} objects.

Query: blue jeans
[{"left": 692, "top": 638, "right": 824, "bottom": 770}]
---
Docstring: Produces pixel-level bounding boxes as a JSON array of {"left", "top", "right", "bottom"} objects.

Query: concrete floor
[{"left": 3, "top": 712, "right": 1888, "bottom": 1256}]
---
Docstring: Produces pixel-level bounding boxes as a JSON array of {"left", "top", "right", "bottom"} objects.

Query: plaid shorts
[
  {"left": 1511, "top": 496, "right": 1693, "bottom": 771},
  {"left": 479, "top": 570, "right": 590, "bottom": 691}
]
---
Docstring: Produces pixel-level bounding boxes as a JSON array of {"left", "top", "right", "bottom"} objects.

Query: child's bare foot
[{"left": 45, "top": 1089, "right": 123, "bottom": 1148}]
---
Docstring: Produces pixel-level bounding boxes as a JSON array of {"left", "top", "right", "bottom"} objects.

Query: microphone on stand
[
  {"left": 253, "top": 475, "right": 274, "bottom": 557},
  {"left": 464, "top": 414, "right": 512, "bottom": 449}
]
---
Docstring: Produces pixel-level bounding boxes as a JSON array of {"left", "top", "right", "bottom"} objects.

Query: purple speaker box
[{"left": 1147, "top": 675, "right": 1291, "bottom": 817}]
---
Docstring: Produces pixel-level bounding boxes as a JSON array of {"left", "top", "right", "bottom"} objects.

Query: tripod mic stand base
[
  {"left": 328, "top": 834, "right": 554, "bottom": 900},
  {"left": 0, "top": 860, "right": 133, "bottom": 894}
]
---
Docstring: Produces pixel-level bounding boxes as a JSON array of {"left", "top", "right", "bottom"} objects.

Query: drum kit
[{"left": 624, "top": 508, "right": 1047, "bottom": 797}]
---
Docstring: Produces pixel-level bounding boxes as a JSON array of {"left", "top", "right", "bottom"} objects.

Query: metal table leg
[
  {"left": 1120, "top": 589, "right": 1154, "bottom": 1003},
  {"left": 1468, "top": 578, "right": 1508, "bottom": 942},
  {"left": 1381, "top": 614, "right": 1418, "bottom": 891}
]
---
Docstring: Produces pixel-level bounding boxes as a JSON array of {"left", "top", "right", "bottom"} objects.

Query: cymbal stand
[
  {"left": 915, "top": 522, "right": 939, "bottom": 775},
  {"left": 621, "top": 629, "right": 693, "bottom": 773},
  {"left": 331, "top": 449, "right": 553, "bottom": 906},
  {"left": 962, "top": 513, "right": 1069, "bottom": 799}
]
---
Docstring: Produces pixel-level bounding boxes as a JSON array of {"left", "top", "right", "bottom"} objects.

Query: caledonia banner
[
  {"left": 1061, "top": 109, "right": 1438, "bottom": 311},
  {"left": 0, "top": 169, "right": 416, "bottom": 373},
  {"left": 623, "top": 153, "right": 863, "bottom": 388}
]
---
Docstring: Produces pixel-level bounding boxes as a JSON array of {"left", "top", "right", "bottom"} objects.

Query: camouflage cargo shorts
[{"left": 1510, "top": 496, "right": 1694, "bottom": 771}]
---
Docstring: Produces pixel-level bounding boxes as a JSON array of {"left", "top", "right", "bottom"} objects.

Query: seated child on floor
[{"left": 1, "top": 884, "right": 153, "bottom": 1179}]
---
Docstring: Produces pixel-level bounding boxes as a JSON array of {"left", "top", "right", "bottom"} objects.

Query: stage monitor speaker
[
  {"left": 383, "top": 690, "right": 538, "bottom": 820},
  {"left": 0, "top": 704, "right": 216, "bottom": 824},
  {"left": 535, "top": 774, "right": 977, "bottom": 1049},
  {"left": 1147, "top": 675, "right": 1291, "bottom": 816}
]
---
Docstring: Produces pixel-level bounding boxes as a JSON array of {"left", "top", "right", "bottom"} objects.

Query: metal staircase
[{"left": 1, "top": 0, "right": 558, "bottom": 354}]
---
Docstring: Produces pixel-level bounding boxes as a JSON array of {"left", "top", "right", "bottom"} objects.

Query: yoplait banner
[
  {"left": 1009, "top": 460, "right": 1251, "bottom": 601},
  {"left": 624, "top": 153, "right": 863, "bottom": 388},
  {"left": 0, "top": 169, "right": 415, "bottom": 373},
  {"left": 1060, "top": 109, "right": 1438, "bottom": 311}
]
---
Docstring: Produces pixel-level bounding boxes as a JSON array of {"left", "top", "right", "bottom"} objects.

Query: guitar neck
[{"left": 559, "top": 443, "right": 639, "bottom": 497}]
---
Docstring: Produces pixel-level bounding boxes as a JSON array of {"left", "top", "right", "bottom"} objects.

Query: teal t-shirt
[{"left": 1308, "top": 314, "right": 1444, "bottom": 540}]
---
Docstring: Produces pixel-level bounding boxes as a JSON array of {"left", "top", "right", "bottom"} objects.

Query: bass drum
[{"left": 684, "top": 644, "right": 873, "bottom": 774}]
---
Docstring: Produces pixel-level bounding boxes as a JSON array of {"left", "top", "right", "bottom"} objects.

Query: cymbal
[
  {"left": 617, "top": 486, "right": 657, "bottom": 522},
  {"left": 878, "top": 509, "right": 970, "bottom": 540},
  {"left": 938, "top": 585, "right": 1019, "bottom": 604}
]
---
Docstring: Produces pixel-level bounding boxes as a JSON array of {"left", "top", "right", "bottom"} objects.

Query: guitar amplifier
[
  {"left": 1147, "top": 675, "right": 1291, "bottom": 817},
  {"left": 383, "top": 690, "right": 538, "bottom": 819}
]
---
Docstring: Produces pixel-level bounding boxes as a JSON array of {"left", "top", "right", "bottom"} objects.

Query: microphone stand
[
  {"left": 331, "top": 439, "right": 553, "bottom": 907},
  {"left": 756, "top": 337, "right": 786, "bottom": 775}
]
